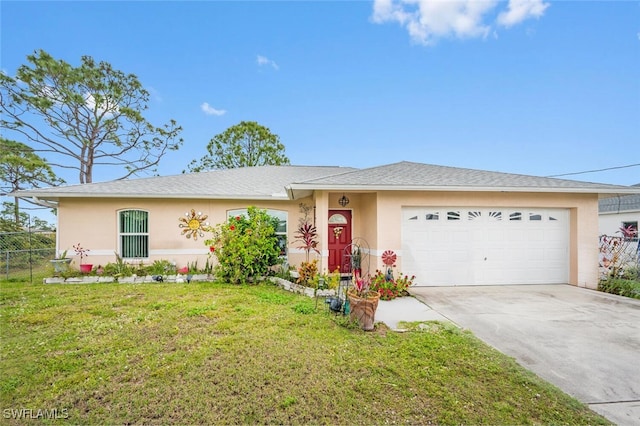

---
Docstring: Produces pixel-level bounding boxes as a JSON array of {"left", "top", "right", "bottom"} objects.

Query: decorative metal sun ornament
[{"left": 179, "top": 209, "right": 209, "bottom": 240}]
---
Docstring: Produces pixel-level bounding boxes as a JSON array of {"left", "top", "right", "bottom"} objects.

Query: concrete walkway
[
  {"left": 376, "top": 295, "right": 450, "bottom": 329},
  {"left": 404, "top": 284, "right": 640, "bottom": 426}
]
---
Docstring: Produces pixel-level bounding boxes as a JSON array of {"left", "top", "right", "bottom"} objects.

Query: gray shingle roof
[
  {"left": 287, "top": 161, "right": 640, "bottom": 195},
  {"left": 13, "top": 165, "right": 357, "bottom": 200},
  {"left": 599, "top": 194, "right": 640, "bottom": 213},
  {"left": 13, "top": 161, "right": 640, "bottom": 202}
]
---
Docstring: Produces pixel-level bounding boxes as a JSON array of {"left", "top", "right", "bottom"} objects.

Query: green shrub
[
  {"left": 323, "top": 269, "right": 341, "bottom": 290},
  {"left": 598, "top": 278, "right": 640, "bottom": 300},
  {"left": 205, "top": 206, "right": 280, "bottom": 284},
  {"left": 316, "top": 268, "right": 340, "bottom": 290},
  {"left": 148, "top": 259, "right": 176, "bottom": 275},
  {"left": 296, "top": 260, "right": 318, "bottom": 286},
  {"left": 103, "top": 253, "right": 134, "bottom": 277},
  {"left": 621, "top": 265, "right": 639, "bottom": 281}
]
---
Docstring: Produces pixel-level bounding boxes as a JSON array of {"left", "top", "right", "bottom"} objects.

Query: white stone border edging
[{"left": 268, "top": 277, "right": 336, "bottom": 299}]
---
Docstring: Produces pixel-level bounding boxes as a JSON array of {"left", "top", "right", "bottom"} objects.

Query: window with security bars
[{"left": 119, "top": 210, "right": 149, "bottom": 258}]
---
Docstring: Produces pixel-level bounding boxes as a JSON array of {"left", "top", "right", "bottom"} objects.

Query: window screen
[{"left": 119, "top": 210, "right": 149, "bottom": 258}]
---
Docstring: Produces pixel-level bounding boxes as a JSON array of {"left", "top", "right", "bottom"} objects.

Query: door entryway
[{"left": 328, "top": 210, "right": 352, "bottom": 272}]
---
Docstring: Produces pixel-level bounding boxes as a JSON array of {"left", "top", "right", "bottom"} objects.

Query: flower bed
[
  {"left": 370, "top": 269, "right": 415, "bottom": 300},
  {"left": 44, "top": 274, "right": 213, "bottom": 284}
]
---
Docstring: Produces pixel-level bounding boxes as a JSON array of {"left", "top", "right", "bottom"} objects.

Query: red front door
[{"left": 328, "top": 210, "right": 352, "bottom": 272}]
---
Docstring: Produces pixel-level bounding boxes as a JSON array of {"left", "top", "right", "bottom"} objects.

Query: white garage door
[{"left": 401, "top": 207, "right": 569, "bottom": 286}]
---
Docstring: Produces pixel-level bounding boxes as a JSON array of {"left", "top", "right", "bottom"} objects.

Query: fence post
[
  {"left": 28, "top": 215, "right": 33, "bottom": 284},
  {"left": 0, "top": 230, "right": 56, "bottom": 281}
]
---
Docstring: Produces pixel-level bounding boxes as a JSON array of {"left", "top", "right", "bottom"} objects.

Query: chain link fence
[
  {"left": 599, "top": 234, "right": 639, "bottom": 280},
  {"left": 0, "top": 230, "right": 56, "bottom": 281}
]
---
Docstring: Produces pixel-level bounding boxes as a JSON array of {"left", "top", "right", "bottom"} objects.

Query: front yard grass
[{"left": 1, "top": 281, "right": 608, "bottom": 425}]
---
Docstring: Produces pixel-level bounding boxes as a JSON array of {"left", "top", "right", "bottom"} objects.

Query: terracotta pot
[
  {"left": 347, "top": 290, "right": 380, "bottom": 331},
  {"left": 79, "top": 264, "right": 93, "bottom": 274}
]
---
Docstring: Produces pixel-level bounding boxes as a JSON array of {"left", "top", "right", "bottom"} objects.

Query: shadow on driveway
[{"left": 409, "top": 284, "right": 640, "bottom": 426}]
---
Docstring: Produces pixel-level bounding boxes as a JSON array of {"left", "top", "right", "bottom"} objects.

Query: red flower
[
  {"left": 210, "top": 246, "right": 215, "bottom": 252},
  {"left": 230, "top": 225, "right": 236, "bottom": 231},
  {"left": 235, "top": 216, "right": 241, "bottom": 221}
]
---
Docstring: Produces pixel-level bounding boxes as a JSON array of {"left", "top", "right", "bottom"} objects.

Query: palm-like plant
[{"left": 295, "top": 222, "right": 320, "bottom": 263}]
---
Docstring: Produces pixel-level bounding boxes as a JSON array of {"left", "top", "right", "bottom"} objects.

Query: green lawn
[{"left": 0, "top": 280, "right": 608, "bottom": 425}]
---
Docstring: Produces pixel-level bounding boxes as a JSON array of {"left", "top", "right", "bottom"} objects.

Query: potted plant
[
  {"left": 347, "top": 271, "right": 380, "bottom": 331},
  {"left": 50, "top": 249, "right": 72, "bottom": 273},
  {"left": 73, "top": 243, "right": 92, "bottom": 274}
]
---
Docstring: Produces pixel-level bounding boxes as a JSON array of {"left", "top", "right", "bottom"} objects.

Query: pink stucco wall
[
  {"left": 322, "top": 190, "right": 599, "bottom": 288},
  {"left": 56, "top": 190, "right": 600, "bottom": 288},
  {"left": 57, "top": 197, "right": 313, "bottom": 272}
]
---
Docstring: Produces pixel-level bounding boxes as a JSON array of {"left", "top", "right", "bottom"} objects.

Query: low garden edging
[
  {"left": 43, "top": 273, "right": 213, "bottom": 284},
  {"left": 269, "top": 277, "right": 336, "bottom": 298},
  {"left": 43, "top": 274, "right": 336, "bottom": 301}
]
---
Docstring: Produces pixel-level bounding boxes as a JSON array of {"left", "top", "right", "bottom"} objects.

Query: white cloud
[
  {"left": 372, "top": 0, "right": 549, "bottom": 45},
  {"left": 497, "top": 0, "right": 550, "bottom": 28},
  {"left": 200, "top": 102, "right": 226, "bottom": 116},
  {"left": 84, "top": 92, "right": 118, "bottom": 117},
  {"left": 372, "top": 0, "right": 497, "bottom": 45},
  {"left": 256, "top": 55, "right": 279, "bottom": 70}
]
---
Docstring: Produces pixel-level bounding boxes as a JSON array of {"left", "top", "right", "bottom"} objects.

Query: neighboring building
[
  {"left": 13, "top": 162, "right": 640, "bottom": 289},
  {"left": 599, "top": 184, "right": 640, "bottom": 237}
]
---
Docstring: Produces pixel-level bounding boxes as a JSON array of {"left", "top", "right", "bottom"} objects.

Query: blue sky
[{"left": 1, "top": 0, "right": 639, "bottom": 191}]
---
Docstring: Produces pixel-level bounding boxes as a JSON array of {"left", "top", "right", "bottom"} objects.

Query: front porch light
[{"left": 338, "top": 193, "right": 350, "bottom": 207}]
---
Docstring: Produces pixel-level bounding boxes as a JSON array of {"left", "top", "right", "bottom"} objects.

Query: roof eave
[
  {"left": 14, "top": 185, "right": 640, "bottom": 202},
  {"left": 13, "top": 192, "right": 290, "bottom": 201},
  {"left": 287, "top": 184, "right": 640, "bottom": 195},
  {"left": 599, "top": 209, "right": 640, "bottom": 215}
]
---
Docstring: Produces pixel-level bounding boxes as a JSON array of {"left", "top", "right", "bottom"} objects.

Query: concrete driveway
[{"left": 409, "top": 284, "right": 640, "bottom": 426}]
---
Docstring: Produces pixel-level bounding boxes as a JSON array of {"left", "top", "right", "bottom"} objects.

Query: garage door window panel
[
  {"left": 447, "top": 211, "right": 460, "bottom": 221},
  {"left": 468, "top": 211, "right": 482, "bottom": 220},
  {"left": 529, "top": 213, "right": 543, "bottom": 221},
  {"left": 489, "top": 211, "right": 502, "bottom": 221}
]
